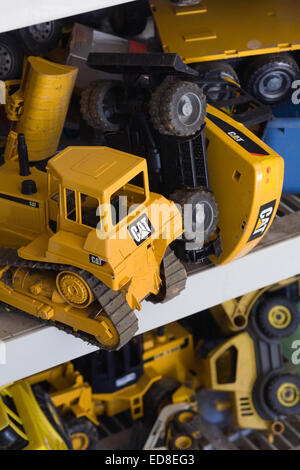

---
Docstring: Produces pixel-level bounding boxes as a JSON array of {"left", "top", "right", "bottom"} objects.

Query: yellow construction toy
[
  {"left": 150, "top": 0, "right": 300, "bottom": 104},
  {"left": 28, "top": 322, "right": 197, "bottom": 418},
  {"left": 0, "top": 138, "right": 186, "bottom": 350},
  {"left": 0, "top": 381, "right": 71, "bottom": 450}
]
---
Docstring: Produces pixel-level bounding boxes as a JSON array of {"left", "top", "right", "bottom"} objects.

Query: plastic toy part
[
  {"left": 205, "top": 105, "right": 284, "bottom": 265},
  {"left": 210, "top": 275, "right": 300, "bottom": 334},
  {"left": 0, "top": 382, "right": 70, "bottom": 450},
  {"left": 4, "top": 57, "right": 77, "bottom": 161}
]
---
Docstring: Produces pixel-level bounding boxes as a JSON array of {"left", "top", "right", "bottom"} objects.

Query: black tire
[
  {"left": 80, "top": 80, "right": 125, "bottom": 131},
  {"left": 172, "top": 410, "right": 200, "bottom": 434},
  {"left": 149, "top": 78, "right": 172, "bottom": 134},
  {"left": 110, "top": 1, "right": 150, "bottom": 37},
  {"left": 143, "top": 377, "right": 180, "bottom": 424},
  {"left": 156, "top": 81, "right": 206, "bottom": 137},
  {"left": 32, "top": 385, "right": 73, "bottom": 449},
  {"left": 168, "top": 432, "right": 198, "bottom": 450},
  {"left": 192, "top": 61, "right": 239, "bottom": 102},
  {"left": 0, "top": 33, "right": 24, "bottom": 80},
  {"left": 245, "top": 53, "right": 300, "bottom": 105},
  {"left": 65, "top": 417, "right": 99, "bottom": 450},
  {"left": 265, "top": 374, "right": 300, "bottom": 416},
  {"left": 171, "top": 189, "right": 218, "bottom": 242},
  {"left": 255, "top": 296, "right": 299, "bottom": 339},
  {"left": 16, "top": 20, "right": 62, "bottom": 55}
]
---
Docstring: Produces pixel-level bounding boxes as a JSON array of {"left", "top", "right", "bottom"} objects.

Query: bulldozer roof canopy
[{"left": 47, "top": 146, "right": 147, "bottom": 197}]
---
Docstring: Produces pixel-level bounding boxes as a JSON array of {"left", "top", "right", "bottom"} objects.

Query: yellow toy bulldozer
[{"left": 0, "top": 134, "right": 186, "bottom": 350}]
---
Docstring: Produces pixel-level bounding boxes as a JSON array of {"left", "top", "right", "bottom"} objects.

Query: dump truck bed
[{"left": 150, "top": 0, "right": 300, "bottom": 63}]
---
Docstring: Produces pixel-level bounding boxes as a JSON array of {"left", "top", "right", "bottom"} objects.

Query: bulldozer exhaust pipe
[{"left": 18, "top": 133, "right": 30, "bottom": 176}]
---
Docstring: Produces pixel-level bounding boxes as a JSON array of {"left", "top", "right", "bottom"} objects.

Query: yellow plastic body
[
  {"left": 150, "top": 0, "right": 300, "bottom": 64},
  {"left": 0, "top": 382, "right": 68, "bottom": 450},
  {"left": 211, "top": 275, "right": 300, "bottom": 334},
  {"left": 0, "top": 146, "right": 182, "bottom": 330},
  {"left": 28, "top": 323, "right": 197, "bottom": 421},
  {"left": 201, "top": 331, "right": 273, "bottom": 432},
  {"left": 4, "top": 57, "right": 77, "bottom": 161},
  {"left": 206, "top": 105, "right": 284, "bottom": 265}
]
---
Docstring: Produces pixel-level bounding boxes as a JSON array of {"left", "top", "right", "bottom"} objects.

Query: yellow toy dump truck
[
  {"left": 150, "top": 0, "right": 300, "bottom": 104},
  {"left": 0, "top": 381, "right": 71, "bottom": 450},
  {"left": 3, "top": 56, "right": 77, "bottom": 161},
  {"left": 0, "top": 133, "right": 186, "bottom": 349}
]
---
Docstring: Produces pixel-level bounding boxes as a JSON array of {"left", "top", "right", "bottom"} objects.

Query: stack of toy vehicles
[
  {"left": 0, "top": 56, "right": 192, "bottom": 350},
  {"left": 81, "top": 51, "right": 284, "bottom": 266},
  {"left": 19, "top": 274, "right": 300, "bottom": 450},
  {"left": 0, "top": 51, "right": 284, "bottom": 351}
]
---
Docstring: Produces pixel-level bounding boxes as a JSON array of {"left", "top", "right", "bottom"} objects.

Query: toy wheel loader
[
  {"left": 81, "top": 52, "right": 284, "bottom": 265},
  {"left": 0, "top": 131, "right": 186, "bottom": 350}
]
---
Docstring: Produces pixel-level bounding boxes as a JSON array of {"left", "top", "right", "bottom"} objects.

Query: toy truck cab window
[
  {"left": 110, "top": 171, "right": 146, "bottom": 225},
  {"left": 65, "top": 189, "right": 76, "bottom": 221},
  {"left": 64, "top": 188, "right": 101, "bottom": 229},
  {"left": 80, "top": 193, "right": 100, "bottom": 229}
]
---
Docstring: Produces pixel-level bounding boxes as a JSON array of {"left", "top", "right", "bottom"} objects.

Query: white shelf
[
  {"left": 0, "top": 207, "right": 299, "bottom": 386},
  {"left": 0, "top": 0, "right": 133, "bottom": 33}
]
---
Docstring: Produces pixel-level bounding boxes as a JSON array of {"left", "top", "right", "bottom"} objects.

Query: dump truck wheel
[
  {"left": 172, "top": 410, "right": 200, "bottom": 435},
  {"left": 159, "top": 81, "right": 206, "bottom": 137},
  {"left": 143, "top": 377, "right": 180, "bottom": 424},
  {"left": 16, "top": 21, "right": 63, "bottom": 55},
  {"left": 171, "top": 189, "right": 218, "bottom": 242},
  {"left": 80, "top": 80, "right": 125, "bottom": 131},
  {"left": 168, "top": 432, "right": 198, "bottom": 450},
  {"left": 32, "top": 385, "right": 73, "bottom": 449},
  {"left": 148, "top": 247, "right": 187, "bottom": 304},
  {"left": 65, "top": 417, "right": 99, "bottom": 450},
  {"left": 265, "top": 374, "right": 300, "bottom": 416},
  {"left": 149, "top": 79, "right": 173, "bottom": 135},
  {"left": 192, "top": 61, "right": 239, "bottom": 102},
  {"left": 245, "top": 53, "right": 300, "bottom": 105},
  {"left": 0, "top": 33, "right": 23, "bottom": 80},
  {"left": 256, "top": 296, "right": 299, "bottom": 339}
]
